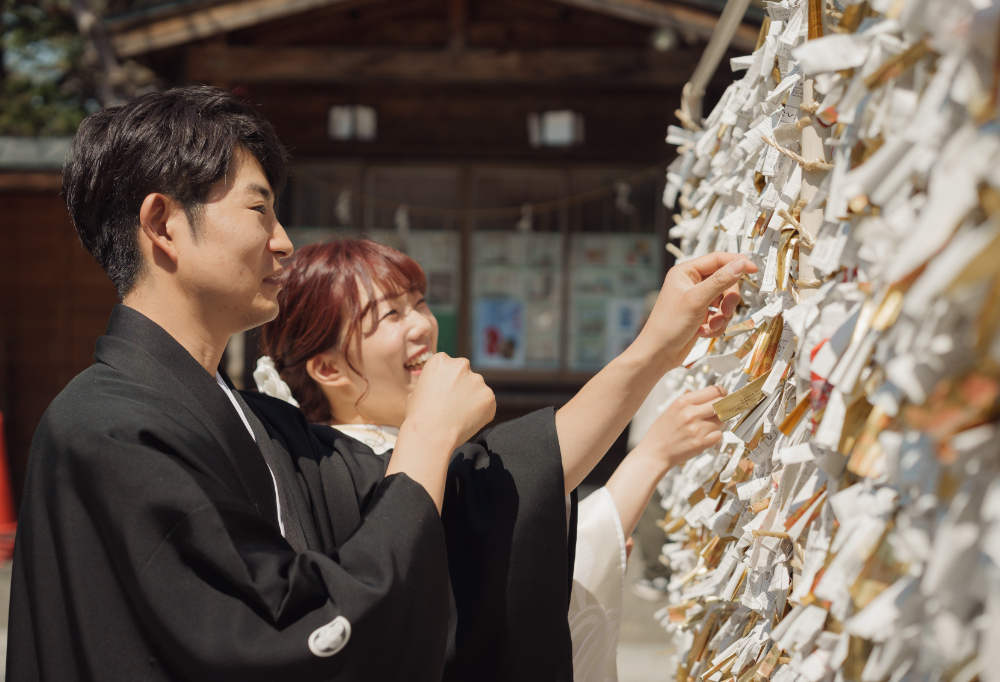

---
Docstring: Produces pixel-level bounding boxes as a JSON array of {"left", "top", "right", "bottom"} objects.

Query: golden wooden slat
[
  {"left": 778, "top": 396, "right": 811, "bottom": 436},
  {"left": 807, "top": 0, "right": 824, "bottom": 40},
  {"left": 863, "top": 41, "right": 931, "bottom": 90},
  {"left": 713, "top": 374, "right": 770, "bottom": 421}
]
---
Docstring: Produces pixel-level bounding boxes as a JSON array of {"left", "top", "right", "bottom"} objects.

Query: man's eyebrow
[{"left": 246, "top": 183, "right": 272, "bottom": 200}]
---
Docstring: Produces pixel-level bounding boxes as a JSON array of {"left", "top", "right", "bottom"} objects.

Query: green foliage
[
  {"left": 0, "top": 76, "right": 93, "bottom": 136},
  {"left": 0, "top": 0, "right": 164, "bottom": 137},
  {"left": 0, "top": 0, "right": 99, "bottom": 136}
]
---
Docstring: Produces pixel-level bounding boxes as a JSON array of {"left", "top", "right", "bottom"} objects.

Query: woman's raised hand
[
  {"left": 406, "top": 353, "right": 496, "bottom": 451},
  {"left": 636, "top": 253, "right": 758, "bottom": 372}
]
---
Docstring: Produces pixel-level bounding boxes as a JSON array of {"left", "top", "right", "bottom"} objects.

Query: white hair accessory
[{"left": 253, "top": 356, "right": 300, "bottom": 407}]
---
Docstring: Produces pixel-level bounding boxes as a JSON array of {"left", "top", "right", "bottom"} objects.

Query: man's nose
[{"left": 272, "top": 221, "right": 294, "bottom": 260}]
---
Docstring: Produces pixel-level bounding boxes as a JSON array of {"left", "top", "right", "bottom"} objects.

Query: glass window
[
  {"left": 566, "top": 170, "right": 661, "bottom": 370},
  {"left": 289, "top": 164, "right": 363, "bottom": 228},
  {"left": 568, "top": 233, "right": 660, "bottom": 371},
  {"left": 365, "top": 167, "right": 462, "bottom": 355},
  {"left": 286, "top": 165, "right": 462, "bottom": 356},
  {"left": 472, "top": 231, "right": 562, "bottom": 369},
  {"left": 286, "top": 163, "right": 662, "bottom": 376},
  {"left": 469, "top": 168, "right": 566, "bottom": 370}
]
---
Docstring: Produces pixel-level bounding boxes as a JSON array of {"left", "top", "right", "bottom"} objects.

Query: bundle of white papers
[{"left": 652, "top": 1, "right": 1000, "bottom": 681}]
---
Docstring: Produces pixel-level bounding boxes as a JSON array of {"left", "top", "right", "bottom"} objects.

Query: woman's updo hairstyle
[{"left": 260, "top": 239, "right": 427, "bottom": 423}]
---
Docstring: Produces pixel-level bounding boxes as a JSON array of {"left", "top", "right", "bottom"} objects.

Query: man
[
  {"left": 9, "top": 86, "right": 752, "bottom": 681},
  {"left": 8, "top": 86, "right": 496, "bottom": 681}
]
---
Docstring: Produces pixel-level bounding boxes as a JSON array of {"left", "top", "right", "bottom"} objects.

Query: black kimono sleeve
[
  {"left": 441, "top": 407, "right": 576, "bottom": 682},
  {"left": 246, "top": 398, "right": 580, "bottom": 682},
  {"left": 8, "top": 383, "right": 450, "bottom": 682}
]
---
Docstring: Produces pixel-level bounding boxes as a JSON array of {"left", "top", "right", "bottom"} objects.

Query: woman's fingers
[
  {"left": 697, "top": 299, "right": 740, "bottom": 337},
  {"left": 684, "top": 385, "right": 727, "bottom": 405},
  {"left": 700, "top": 428, "right": 724, "bottom": 448},
  {"left": 681, "top": 388, "right": 726, "bottom": 425},
  {"left": 684, "top": 252, "right": 757, "bottom": 281},
  {"left": 720, "top": 290, "right": 741, "bottom": 317},
  {"left": 687, "top": 256, "right": 756, "bottom": 311}
]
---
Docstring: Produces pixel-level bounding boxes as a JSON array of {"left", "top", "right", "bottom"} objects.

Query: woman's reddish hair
[{"left": 260, "top": 239, "right": 426, "bottom": 423}]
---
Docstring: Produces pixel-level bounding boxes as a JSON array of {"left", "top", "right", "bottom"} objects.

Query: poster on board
[{"left": 473, "top": 298, "right": 526, "bottom": 368}]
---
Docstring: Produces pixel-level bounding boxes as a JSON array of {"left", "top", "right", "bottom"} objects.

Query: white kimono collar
[{"left": 329, "top": 424, "right": 398, "bottom": 455}]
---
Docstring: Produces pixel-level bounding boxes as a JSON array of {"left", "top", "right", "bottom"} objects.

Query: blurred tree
[{"left": 0, "top": 0, "right": 159, "bottom": 136}]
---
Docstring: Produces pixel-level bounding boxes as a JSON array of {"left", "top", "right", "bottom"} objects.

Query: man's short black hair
[{"left": 63, "top": 85, "right": 288, "bottom": 298}]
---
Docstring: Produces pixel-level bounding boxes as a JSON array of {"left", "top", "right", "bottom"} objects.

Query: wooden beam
[
  {"left": 109, "top": 0, "right": 355, "bottom": 58},
  {"left": 111, "top": 0, "right": 759, "bottom": 58},
  {"left": 547, "top": 0, "right": 760, "bottom": 51},
  {"left": 187, "top": 46, "right": 702, "bottom": 86},
  {"left": 448, "top": 0, "right": 467, "bottom": 50},
  {"left": 0, "top": 173, "right": 63, "bottom": 192}
]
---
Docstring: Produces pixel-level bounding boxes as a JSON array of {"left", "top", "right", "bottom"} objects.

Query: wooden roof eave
[
  {"left": 108, "top": 0, "right": 759, "bottom": 59},
  {"left": 547, "top": 0, "right": 759, "bottom": 51},
  {"left": 109, "top": 0, "right": 359, "bottom": 58}
]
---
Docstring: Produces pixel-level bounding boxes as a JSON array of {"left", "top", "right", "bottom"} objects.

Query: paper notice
[
  {"left": 721, "top": 206, "right": 746, "bottom": 233},
  {"left": 843, "top": 576, "right": 917, "bottom": 642},
  {"left": 740, "top": 114, "right": 778, "bottom": 157},
  {"left": 767, "top": 72, "right": 804, "bottom": 106},
  {"left": 748, "top": 427, "right": 783, "bottom": 464},
  {"left": 738, "top": 477, "right": 773, "bottom": 503},
  {"left": 767, "top": 4, "right": 793, "bottom": 21},
  {"left": 810, "top": 302, "right": 863, "bottom": 380},
  {"left": 813, "top": 388, "right": 847, "bottom": 450},
  {"left": 761, "top": 239, "right": 781, "bottom": 293},
  {"left": 752, "top": 292, "right": 796, "bottom": 327},
  {"left": 684, "top": 337, "right": 714, "bottom": 366},
  {"left": 707, "top": 352, "right": 744, "bottom": 375},
  {"left": 724, "top": 318, "right": 758, "bottom": 338},
  {"left": 791, "top": 34, "right": 871, "bottom": 75},
  {"left": 720, "top": 563, "right": 749, "bottom": 602},
  {"left": 776, "top": 604, "right": 829, "bottom": 654},
  {"left": 777, "top": 442, "right": 817, "bottom": 465},
  {"left": 763, "top": 328, "right": 796, "bottom": 396}
]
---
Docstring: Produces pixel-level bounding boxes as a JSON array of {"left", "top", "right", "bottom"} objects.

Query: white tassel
[{"left": 253, "top": 356, "right": 300, "bottom": 407}]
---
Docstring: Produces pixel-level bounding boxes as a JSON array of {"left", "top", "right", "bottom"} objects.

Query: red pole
[{"left": 0, "top": 412, "right": 18, "bottom": 561}]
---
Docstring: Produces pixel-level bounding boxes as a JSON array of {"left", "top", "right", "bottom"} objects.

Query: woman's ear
[{"left": 306, "top": 351, "right": 355, "bottom": 390}]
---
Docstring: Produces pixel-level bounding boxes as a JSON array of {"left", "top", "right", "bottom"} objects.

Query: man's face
[{"left": 175, "top": 149, "right": 293, "bottom": 334}]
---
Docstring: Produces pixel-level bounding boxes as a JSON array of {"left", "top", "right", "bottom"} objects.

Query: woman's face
[{"left": 333, "top": 286, "right": 439, "bottom": 427}]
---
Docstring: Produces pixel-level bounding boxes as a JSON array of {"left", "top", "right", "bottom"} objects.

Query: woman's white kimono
[{"left": 567, "top": 487, "right": 628, "bottom": 682}]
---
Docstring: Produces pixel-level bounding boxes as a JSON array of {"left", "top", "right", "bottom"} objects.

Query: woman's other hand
[
  {"left": 604, "top": 385, "right": 726, "bottom": 539},
  {"left": 641, "top": 385, "right": 726, "bottom": 470}
]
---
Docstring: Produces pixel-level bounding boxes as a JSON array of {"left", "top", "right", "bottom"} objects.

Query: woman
[{"left": 253, "top": 239, "right": 733, "bottom": 681}]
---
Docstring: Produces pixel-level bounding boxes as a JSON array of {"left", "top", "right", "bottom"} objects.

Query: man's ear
[
  {"left": 306, "top": 351, "right": 356, "bottom": 390},
  {"left": 138, "top": 192, "right": 185, "bottom": 265}
]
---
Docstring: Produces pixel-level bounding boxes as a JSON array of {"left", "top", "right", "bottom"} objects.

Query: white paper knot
[{"left": 253, "top": 356, "right": 299, "bottom": 407}]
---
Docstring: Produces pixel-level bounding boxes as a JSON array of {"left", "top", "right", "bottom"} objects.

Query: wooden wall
[
  {"left": 250, "top": 83, "right": 681, "bottom": 163},
  {"left": 0, "top": 179, "right": 119, "bottom": 506},
  {"left": 132, "top": 0, "right": 739, "bottom": 165}
]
